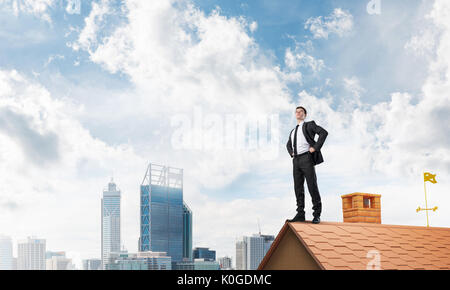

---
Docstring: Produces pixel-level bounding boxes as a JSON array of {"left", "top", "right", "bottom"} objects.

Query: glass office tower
[
  {"left": 183, "top": 202, "right": 193, "bottom": 260},
  {"left": 140, "top": 164, "right": 190, "bottom": 263},
  {"left": 193, "top": 247, "right": 216, "bottom": 261}
]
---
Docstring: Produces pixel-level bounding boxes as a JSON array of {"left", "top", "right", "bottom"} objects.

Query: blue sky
[
  {"left": 194, "top": 0, "right": 431, "bottom": 104},
  {"left": 0, "top": 0, "right": 449, "bottom": 268},
  {"left": 0, "top": 0, "right": 431, "bottom": 105}
]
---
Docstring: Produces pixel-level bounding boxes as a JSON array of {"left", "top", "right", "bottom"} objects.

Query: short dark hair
[{"left": 296, "top": 106, "right": 307, "bottom": 115}]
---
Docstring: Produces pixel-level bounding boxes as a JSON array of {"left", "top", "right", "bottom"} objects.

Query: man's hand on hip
[{"left": 309, "top": 147, "right": 316, "bottom": 153}]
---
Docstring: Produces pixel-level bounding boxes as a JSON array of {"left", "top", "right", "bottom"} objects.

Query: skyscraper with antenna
[{"left": 101, "top": 178, "right": 121, "bottom": 269}]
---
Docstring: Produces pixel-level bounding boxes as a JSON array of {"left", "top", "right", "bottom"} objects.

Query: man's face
[{"left": 295, "top": 108, "right": 306, "bottom": 121}]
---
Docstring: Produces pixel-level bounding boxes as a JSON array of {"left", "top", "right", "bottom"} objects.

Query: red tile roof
[{"left": 259, "top": 221, "right": 450, "bottom": 270}]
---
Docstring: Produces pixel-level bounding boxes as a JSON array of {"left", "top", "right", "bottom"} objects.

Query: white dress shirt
[{"left": 290, "top": 121, "right": 310, "bottom": 155}]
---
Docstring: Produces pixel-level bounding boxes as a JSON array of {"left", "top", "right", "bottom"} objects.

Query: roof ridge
[{"left": 308, "top": 221, "right": 450, "bottom": 230}]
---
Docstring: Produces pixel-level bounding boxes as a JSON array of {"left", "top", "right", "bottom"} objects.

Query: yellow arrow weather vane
[
  {"left": 416, "top": 206, "right": 438, "bottom": 213},
  {"left": 417, "top": 172, "right": 438, "bottom": 227}
]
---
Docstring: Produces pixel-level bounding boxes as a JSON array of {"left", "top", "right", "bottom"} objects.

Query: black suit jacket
[{"left": 286, "top": 121, "right": 328, "bottom": 165}]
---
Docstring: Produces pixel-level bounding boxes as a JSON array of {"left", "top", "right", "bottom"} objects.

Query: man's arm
[
  {"left": 286, "top": 130, "right": 294, "bottom": 157},
  {"left": 311, "top": 121, "right": 328, "bottom": 151}
]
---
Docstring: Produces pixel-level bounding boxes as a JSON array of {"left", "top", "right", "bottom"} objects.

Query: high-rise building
[
  {"left": 0, "top": 234, "right": 13, "bottom": 270},
  {"left": 261, "top": 234, "right": 274, "bottom": 259},
  {"left": 183, "top": 202, "right": 193, "bottom": 260},
  {"left": 140, "top": 164, "right": 191, "bottom": 264},
  {"left": 82, "top": 259, "right": 102, "bottom": 270},
  {"left": 11, "top": 257, "right": 17, "bottom": 270},
  {"left": 17, "top": 237, "right": 46, "bottom": 270},
  {"left": 193, "top": 247, "right": 216, "bottom": 261},
  {"left": 236, "top": 234, "right": 274, "bottom": 270},
  {"left": 174, "top": 258, "right": 220, "bottom": 270},
  {"left": 101, "top": 178, "right": 121, "bottom": 269},
  {"left": 245, "top": 234, "right": 274, "bottom": 270},
  {"left": 218, "top": 256, "right": 232, "bottom": 270},
  {"left": 235, "top": 238, "right": 247, "bottom": 270},
  {"left": 106, "top": 251, "right": 172, "bottom": 270},
  {"left": 46, "top": 252, "right": 73, "bottom": 270}
]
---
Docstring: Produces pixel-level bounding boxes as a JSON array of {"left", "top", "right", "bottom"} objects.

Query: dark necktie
[{"left": 293, "top": 124, "right": 299, "bottom": 155}]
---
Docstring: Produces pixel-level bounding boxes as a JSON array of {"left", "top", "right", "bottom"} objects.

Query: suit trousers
[{"left": 292, "top": 153, "right": 322, "bottom": 218}]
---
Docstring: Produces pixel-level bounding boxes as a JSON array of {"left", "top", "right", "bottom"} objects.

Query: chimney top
[{"left": 342, "top": 192, "right": 381, "bottom": 224}]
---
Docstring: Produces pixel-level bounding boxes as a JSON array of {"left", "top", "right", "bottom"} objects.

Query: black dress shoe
[
  {"left": 312, "top": 217, "right": 320, "bottom": 224},
  {"left": 287, "top": 213, "right": 305, "bottom": 223}
]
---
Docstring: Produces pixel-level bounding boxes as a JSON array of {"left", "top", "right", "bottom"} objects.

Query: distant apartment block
[
  {"left": 174, "top": 258, "right": 220, "bottom": 270},
  {"left": 235, "top": 234, "right": 274, "bottom": 270},
  {"left": 0, "top": 235, "right": 13, "bottom": 270},
  {"left": 218, "top": 256, "right": 233, "bottom": 270},
  {"left": 46, "top": 252, "right": 74, "bottom": 270},
  {"left": 106, "top": 251, "right": 172, "bottom": 270},
  {"left": 82, "top": 259, "right": 102, "bottom": 270},
  {"left": 193, "top": 247, "right": 216, "bottom": 261},
  {"left": 17, "top": 237, "right": 46, "bottom": 270}
]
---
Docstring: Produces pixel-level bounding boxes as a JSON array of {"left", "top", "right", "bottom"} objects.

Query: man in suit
[{"left": 286, "top": 106, "right": 328, "bottom": 224}]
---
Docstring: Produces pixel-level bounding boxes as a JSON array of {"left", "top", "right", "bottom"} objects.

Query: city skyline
[{"left": 0, "top": 163, "right": 247, "bottom": 270}]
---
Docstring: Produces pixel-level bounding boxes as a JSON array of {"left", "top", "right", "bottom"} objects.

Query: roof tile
[
  {"left": 332, "top": 246, "right": 355, "bottom": 255},
  {"left": 314, "top": 250, "right": 342, "bottom": 260},
  {"left": 310, "top": 242, "right": 335, "bottom": 251}
]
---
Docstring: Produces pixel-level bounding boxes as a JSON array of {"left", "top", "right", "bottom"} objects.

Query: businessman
[{"left": 286, "top": 106, "right": 328, "bottom": 224}]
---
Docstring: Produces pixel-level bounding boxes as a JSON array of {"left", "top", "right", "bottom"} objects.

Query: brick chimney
[{"left": 341, "top": 193, "right": 381, "bottom": 224}]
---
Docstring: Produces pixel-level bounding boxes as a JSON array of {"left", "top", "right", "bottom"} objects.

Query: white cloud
[
  {"left": 305, "top": 8, "right": 354, "bottom": 39},
  {"left": 69, "top": 0, "right": 295, "bottom": 190},
  {"left": 0, "top": 0, "right": 55, "bottom": 23},
  {"left": 405, "top": 3, "right": 441, "bottom": 58},
  {"left": 44, "top": 54, "right": 65, "bottom": 67},
  {"left": 70, "top": 0, "right": 111, "bottom": 52},
  {"left": 74, "top": 1, "right": 291, "bottom": 113},
  {"left": 405, "top": 29, "right": 438, "bottom": 57},
  {"left": 249, "top": 21, "right": 258, "bottom": 33},
  {"left": 285, "top": 48, "right": 325, "bottom": 74},
  {"left": 65, "top": 0, "right": 81, "bottom": 15},
  {"left": 275, "top": 66, "right": 302, "bottom": 84},
  {"left": 341, "top": 76, "right": 364, "bottom": 110}
]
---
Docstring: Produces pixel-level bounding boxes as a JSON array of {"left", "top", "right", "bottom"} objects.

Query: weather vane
[{"left": 416, "top": 172, "right": 438, "bottom": 227}]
